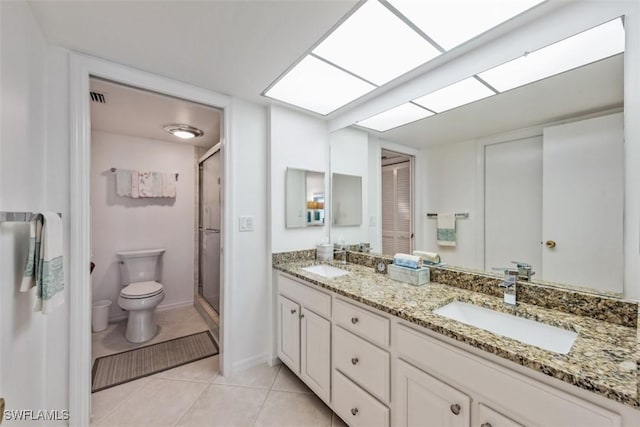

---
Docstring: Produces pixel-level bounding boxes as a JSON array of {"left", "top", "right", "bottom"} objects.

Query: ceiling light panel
[
  {"left": 265, "top": 55, "right": 375, "bottom": 115},
  {"left": 357, "top": 103, "right": 433, "bottom": 132},
  {"left": 478, "top": 18, "right": 625, "bottom": 92},
  {"left": 312, "top": 0, "right": 441, "bottom": 86},
  {"left": 388, "top": 0, "right": 544, "bottom": 50},
  {"left": 413, "top": 77, "right": 495, "bottom": 113}
]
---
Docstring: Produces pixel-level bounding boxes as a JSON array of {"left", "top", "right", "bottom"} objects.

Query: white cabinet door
[
  {"left": 396, "top": 360, "right": 470, "bottom": 427},
  {"left": 477, "top": 403, "right": 523, "bottom": 427},
  {"left": 277, "top": 295, "right": 300, "bottom": 372},
  {"left": 300, "top": 307, "right": 331, "bottom": 401}
]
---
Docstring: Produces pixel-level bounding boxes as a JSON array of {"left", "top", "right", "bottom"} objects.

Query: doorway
[{"left": 381, "top": 149, "right": 414, "bottom": 255}]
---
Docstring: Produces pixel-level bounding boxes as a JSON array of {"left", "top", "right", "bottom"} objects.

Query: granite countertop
[{"left": 273, "top": 260, "right": 639, "bottom": 408}]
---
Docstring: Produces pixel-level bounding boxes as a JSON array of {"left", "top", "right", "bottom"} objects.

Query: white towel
[
  {"left": 162, "top": 173, "right": 177, "bottom": 197},
  {"left": 139, "top": 171, "right": 162, "bottom": 197},
  {"left": 437, "top": 213, "right": 456, "bottom": 247},
  {"left": 131, "top": 170, "right": 140, "bottom": 198},
  {"left": 413, "top": 250, "right": 441, "bottom": 264},
  {"left": 115, "top": 169, "right": 132, "bottom": 197},
  {"left": 21, "top": 212, "right": 64, "bottom": 314},
  {"left": 393, "top": 253, "right": 423, "bottom": 269}
]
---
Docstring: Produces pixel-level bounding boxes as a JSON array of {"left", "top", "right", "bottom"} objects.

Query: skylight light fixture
[
  {"left": 312, "top": 0, "right": 441, "bottom": 86},
  {"left": 388, "top": 0, "right": 544, "bottom": 50},
  {"left": 478, "top": 18, "right": 625, "bottom": 92},
  {"left": 357, "top": 103, "right": 433, "bottom": 132},
  {"left": 413, "top": 77, "right": 495, "bottom": 113},
  {"left": 264, "top": 55, "right": 375, "bottom": 115}
]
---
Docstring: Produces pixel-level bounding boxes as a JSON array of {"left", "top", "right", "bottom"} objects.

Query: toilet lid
[{"left": 121, "top": 281, "right": 163, "bottom": 298}]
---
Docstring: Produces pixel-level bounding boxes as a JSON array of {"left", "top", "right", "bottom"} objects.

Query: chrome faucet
[
  {"left": 493, "top": 268, "right": 519, "bottom": 306},
  {"left": 511, "top": 261, "right": 535, "bottom": 281}
]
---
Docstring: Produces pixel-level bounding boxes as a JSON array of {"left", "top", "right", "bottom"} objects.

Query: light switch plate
[{"left": 239, "top": 216, "right": 254, "bottom": 232}]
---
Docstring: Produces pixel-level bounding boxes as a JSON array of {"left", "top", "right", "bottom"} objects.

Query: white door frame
[{"left": 69, "top": 52, "right": 233, "bottom": 426}]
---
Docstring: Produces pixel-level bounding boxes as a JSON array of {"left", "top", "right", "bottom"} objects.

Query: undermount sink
[
  {"left": 302, "top": 264, "right": 350, "bottom": 278},
  {"left": 433, "top": 301, "right": 577, "bottom": 354}
]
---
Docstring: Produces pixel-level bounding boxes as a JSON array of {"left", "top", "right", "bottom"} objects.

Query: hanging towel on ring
[
  {"left": 436, "top": 213, "right": 457, "bottom": 247},
  {"left": 21, "top": 212, "right": 64, "bottom": 313}
]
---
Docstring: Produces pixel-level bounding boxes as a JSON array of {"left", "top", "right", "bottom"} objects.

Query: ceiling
[
  {"left": 28, "top": 0, "right": 358, "bottom": 106},
  {"left": 376, "top": 54, "right": 624, "bottom": 147},
  {"left": 90, "top": 78, "right": 221, "bottom": 147}
]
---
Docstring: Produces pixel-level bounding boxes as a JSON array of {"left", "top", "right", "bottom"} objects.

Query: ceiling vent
[{"left": 90, "top": 91, "right": 106, "bottom": 104}]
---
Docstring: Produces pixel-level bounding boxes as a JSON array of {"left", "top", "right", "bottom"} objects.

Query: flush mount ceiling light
[
  {"left": 388, "top": 0, "right": 544, "bottom": 50},
  {"left": 478, "top": 18, "right": 625, "bottom": 92},
  {"left": 264, "top": 55, "right": 375, "bottom": 115},
  {"left": 163, "top": 124, "right": 204, "bottom": 139},
  {"left": 413, "top": 77, "right": 496, "bottom": 113},
  {"left": 312, "top": 0, "right": 441, "bottom": 86},
  {"left": 357, "top": 103, "right": 433, "bottom": 132}
]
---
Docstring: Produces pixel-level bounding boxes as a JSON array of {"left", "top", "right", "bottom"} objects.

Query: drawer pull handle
[
  {"left": 481, "top": 423, "right": 492, "bottom": 427},
  {"left": 351, "top": 357, "right": 359, "bottom": 365},
  {"left": 351, "top": 317, "right": 359, "bottom": 324},
  {"left": 351, "top": 408, "right": 359, "bottom": 416},
  {"left": 450, "top": 404, "right": 461, "bottom": 415},
  {"left": 290, "top": 309, "right": 296, "bottom": 314}
]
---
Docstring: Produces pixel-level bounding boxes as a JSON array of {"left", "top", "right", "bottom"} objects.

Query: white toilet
[{"left": 117, "top": 248, "right": 166, "bottom": 343}]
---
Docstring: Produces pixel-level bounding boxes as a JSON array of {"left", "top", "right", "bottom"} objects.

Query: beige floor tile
[
  {"left": 254, "top": 391, "right": 332, "bottom": 427},
  {"left": 213, "top": 363, "right": 280, "bottom": 389},
  {"left": 176, "top": 384, "right": 269, "bottom": 427},
  {"left": 153, "top": 355, "right": 219, "bottom": 383},
  {"left": 272, "top": 364, "right": 312, "bottom": 394},
  {"left": 91, "top": 377, "right": 150, "bottom": 422},
  {"left": 332, "top": 412, "right": 349, "bottom": 427},
  {"left": 97, "top": 378, "right": 207, "bottom": 427}
]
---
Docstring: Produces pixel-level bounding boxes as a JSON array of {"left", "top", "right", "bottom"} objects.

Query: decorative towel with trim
[
  {"left": 436, "top": 213, "right": 457, "bottom": 247},
  {"left": 139, "top": 171, "right": 162, "bottom": 197},
  {"left": 162, "top": 173, "right": 177, "bottom": 197},
  {"left": 115, "top": 169, "right": 132, "bottom": 197},
  {"left": 131, "top": 170, "right": 140, "bottom": 198},
  {"left": 20, "top": 212, "right": 64, "bottom": 313}
]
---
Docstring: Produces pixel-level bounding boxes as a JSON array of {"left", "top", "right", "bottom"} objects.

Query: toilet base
[{"left": 125, "top": 309, "right": 158, "bottom": 343}]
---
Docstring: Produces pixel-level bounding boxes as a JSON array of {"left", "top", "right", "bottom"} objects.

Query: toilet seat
[{"left": 120, "top": 281, "right": 164, "bottom": 299}]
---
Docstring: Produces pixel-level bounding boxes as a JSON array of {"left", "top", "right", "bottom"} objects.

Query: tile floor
[{"left": 91, "top": 305, "right": 348, "bottom": 426}]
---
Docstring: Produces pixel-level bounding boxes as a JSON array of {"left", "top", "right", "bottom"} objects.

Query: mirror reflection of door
[
  {"left": 381, "top": 150, "right": 413, "bottom": 255},
  {"left": 484, "top": 112, "right": 623, "bottom": 293}
]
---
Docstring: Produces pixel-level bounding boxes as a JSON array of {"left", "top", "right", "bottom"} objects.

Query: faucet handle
[
  {"left": 492, "top": 267, "right": 520, "bottom": 276},
  {"left": 511, "top": 261, "right": 531, "bottom": 268}
]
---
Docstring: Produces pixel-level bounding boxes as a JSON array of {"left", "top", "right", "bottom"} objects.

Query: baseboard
[
  {"left": 267, "top": 356, "right": 282, "bottom": 367},
  {"left": 232, "top": 353, "right": 268, "bottom": 373},
  {"left": 108, "top": 299, "right": 194, "bottom": 322}
]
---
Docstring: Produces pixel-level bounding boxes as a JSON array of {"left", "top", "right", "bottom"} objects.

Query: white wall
[
  {"left": 228, "top": 98, "right": 269, "bottom": 370},
  {"left": 270, "top": 105, "right": 329, "bottom": 252},
  {"left": 90, "top": 131, "right": 196, "bottom": 320},
  {"left": 330, "top": 127, "right": 368, "bottom": 244},
  {"left": 0, "top": 1, "right": 68, "bottom": 422}
]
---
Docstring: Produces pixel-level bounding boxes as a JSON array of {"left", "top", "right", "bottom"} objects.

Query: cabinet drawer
[
  {"left": 334, "top": 298, "right": 390, "bottom": 347},
  {"left": 334, "top": 326, "right": 390, "bottom": 402},
  {"left": 477, "top": 403, "right": 523, "bottom": 427},
  {"left": 278, "top": 274, "right": 331, "bottom": 318},
  {"left": 396, "top": 324, "right": 621, "bottom": 427},
  {"left": 333, "top": 370, "right": 389, "bottom": 427}
]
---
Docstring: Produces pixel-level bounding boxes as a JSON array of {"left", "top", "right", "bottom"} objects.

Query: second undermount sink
[
  {"left": 302, "top": 264, "right": 350, "bottom": 278},
  {"left": 433, "top": 301, "right": 577, "bottom": 354}
]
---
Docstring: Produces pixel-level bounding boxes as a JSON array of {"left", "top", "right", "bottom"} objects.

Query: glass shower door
[{"left": 199, "top": 150, "right": 221, "bottom": 313}]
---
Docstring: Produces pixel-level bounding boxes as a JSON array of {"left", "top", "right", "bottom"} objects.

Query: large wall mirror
[
  {"left": 328, "top": 17, "right": 626, "bottom": 297},
  {"left": 285, "top": 168, "right": 325, "bottom": 228}
]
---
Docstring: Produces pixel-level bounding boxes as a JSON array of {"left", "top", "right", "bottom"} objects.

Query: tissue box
[
  {"left": 388, "top": 264, "right": 430, "bottom": 286},
  {"left": 316, "top": 243, "right": 333, "bottom": 261}
]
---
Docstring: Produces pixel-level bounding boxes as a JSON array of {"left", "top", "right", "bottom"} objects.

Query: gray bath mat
[{"left": 91, "top": 331, "right": 218, "bottom": 392}]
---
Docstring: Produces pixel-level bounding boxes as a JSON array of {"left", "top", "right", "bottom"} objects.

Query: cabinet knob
[
  {"left": 351, "top": 407, "right": 359, "bottom": 416},
  {"left": 351, "top": 357, "right": 359, "bottom": 365},
  {"left": 545, "top": 240, "right": 556, "bottom": 249},
  {"left": 351, "top": 317, "right": 359, "bottom": 324},
  {"left": 481, "top": 423, "right": 492, "bottom": 427},
  {"left": 290, "top": 309, "right": 297, "bottom": 314},
  {"left": 300, "top": 313, "right": 305, "bottom": 319},
  {"left": 450, "top": 404, "right": 461, "bottom": 415}
]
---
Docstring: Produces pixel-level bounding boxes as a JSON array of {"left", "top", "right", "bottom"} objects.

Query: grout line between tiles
[
  {"left": 252, "top": 388, "right": 274, "bottom": 427},
  {"left": 172, "top": 379, "right": 210, "bottom": 427}
]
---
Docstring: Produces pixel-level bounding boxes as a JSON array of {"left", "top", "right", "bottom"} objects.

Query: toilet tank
[{"left": 116, "top": 248, "right": 165, "bottom": 285}]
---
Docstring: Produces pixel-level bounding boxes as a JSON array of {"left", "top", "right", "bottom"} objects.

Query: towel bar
[
  {"left": 0, "top": 211, "right": 62, "bottom": 222},
  {"left": 110, "top": 167, "right": 179, "bottom": 180},
  {"left": 426, "top": 212, "right": 469, "bottom": 219}
]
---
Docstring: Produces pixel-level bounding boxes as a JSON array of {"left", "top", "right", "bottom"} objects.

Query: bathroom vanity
[{"left": 273, "top": 252, "right": 640, "bottom": 426}]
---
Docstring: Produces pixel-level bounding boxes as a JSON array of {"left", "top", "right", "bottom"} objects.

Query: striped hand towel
[
  {"left": 20, "top": 212, "right": 64, "bottom": 314},
  {"left": 436, "top": 213, "right": 457, "bottom": 247}
]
